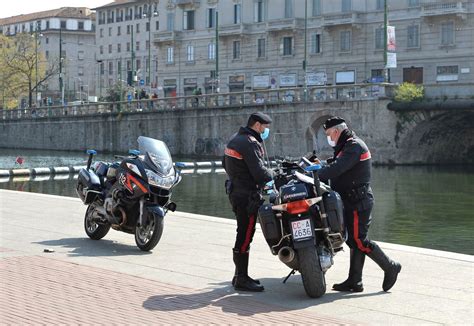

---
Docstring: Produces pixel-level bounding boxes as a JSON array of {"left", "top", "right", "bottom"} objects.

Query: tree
[{"left": 0, "top": 33, "right": 58, "bottom": 109}]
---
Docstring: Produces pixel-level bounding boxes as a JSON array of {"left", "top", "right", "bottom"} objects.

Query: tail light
[{"left": 272, "top": 197, "right": 322, "bottom": 214}]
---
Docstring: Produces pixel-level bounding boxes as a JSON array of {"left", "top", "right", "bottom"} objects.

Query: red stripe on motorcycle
[
  {"left": 360, "top": 151, "right": 371, "bottom": 161},
  {"left": 240, "top": 214, "right": 255, "bottom": 253},
  {"left": 353, "top": 210, "right": 372, "bottom": 253},
  {"left": 127, "top": 173, "right": 148, "bottom": 194}
]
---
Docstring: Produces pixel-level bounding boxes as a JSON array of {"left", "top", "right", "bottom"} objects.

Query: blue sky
[{"left": 2, "top": 0, "right": 112, "bottom": 18}]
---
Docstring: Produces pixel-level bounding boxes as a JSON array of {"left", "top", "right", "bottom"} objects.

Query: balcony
[
  {"left": 175, "top": 0, "right": 200, "bottom": 7},
  {"left": 323, "top": 12, "right": 361, "bottom": 27},
  {"left": 219, "top": 24, "right": 249, "bottom": 37},
  {"left": 266, "top": 18, "right": 304, "bottom": 32},
  {"left": 421, "top": 2, "right": 467, "bottom": 18},
  {"left": 153, "top": 31, "right": 181, "bottom": 43}
]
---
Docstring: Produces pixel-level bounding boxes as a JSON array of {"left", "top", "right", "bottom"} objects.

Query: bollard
[
  {"left": 10, "top": 169, "right": 31, "bottom": 176},
  {"left": 32, "top": 167, "right": 52, "bottom": 175},
  {"left": 52, "top": 167, "right": 71, "bottom": 175},
  {"left": 195, "top": 162, "right": 212, "bottom": 168},
  {"left": 0, "top": 169, "right": 10, "bottom": 177}
]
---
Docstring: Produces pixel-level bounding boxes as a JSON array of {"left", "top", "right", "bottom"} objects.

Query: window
[
  {"left": 146, "top": 40, "right": 150, "bottom": 50},
  {"left": 376, "top": 0, "right": 384, "bottom": 10},
  {"left": 136, "top": 41, "right": 140, "bottom": 51},
  {"left": 136, "top": 59, "right": 141, "bottom": 70},
  {"left": 284, "top": 0, "right": 293, "bottom": 18},
  {"left": 126, "top": 42, "right": 130, "bottom": 52},
  {"left": 208, "top": 42, "right": 216, "bottom": 60},
  {"left": 99, "top": 45, "right": 104, "bottom": 55},
  {"left": 78, "top": 66, "right": 84, "bottom": 76},
  {"left": 100, "top": 62, "right": 105, "bottom": 75},
  {"left": 146, "top": 22, "right": 150, "bottom": 32},
  {"left": 117, "top": 26, "right": 121, "bottom": 35},
  {"left": 282, "top": 36, "right": 293, "bottom": 56},
  {"left": 407, "top": 25, "right": 419, "bottom": 48},
  {"left": 108, "top": 44, "right": 112, "bottom": 54},
  {"left": 375, "top": 27, "right": 384, "bottom": 50},
  {"left": 46, "top": 37, "right": 49, "bottom": 44},
  {"left": 78, "top": 51, "right": 85, "bottom": 60},
  {"left": 127, "top": 60, "right": 131, "bottom": 71},
  {"left": 312, "top": 0, "right": 321, "bottom": 16},
  {"left": 109, "top": 61, "right": 113, "bottom": 75},
  {"left": 183, "top": 10, "right": 195, "bottom": 30},
  {"left": 127, "top": 25, "right": 131, "bottom": 34},
  {"left": 78, "top": 21, "right": 84, "bottom": 30},
  {"left": 342, "top": 0, "right": 351, "bottom": 12},
  {"left": 156, "top": 21, "right": 159, "bottom": 30},
  {"left": 234, "top": 4, "right": 241, "bottom": 24},
  {"left": 167, "top": 13, "right": 174, "bottom": 31},
  {"left": 117, "top": 43, "right": 121, "bottom": 53},
  {"left": 257, "top": 38, "right": 266, "bottom": 58},
  {"left": 136, "top": 23, "right": 140, "bottom": 33},
  {"left": 45, "top": 50, "right": 49, "bottom": 59},
  {"left": 408, "top": 0, "right": 419, "bottom": 7},
  {"left": 187, "top": 45, "right": 194, "bottom": 62},
  {"left": 117, "top": 61, "right": 122, "bottom": 74},
  {"left": 311, "top": 33, "right": 321, "bottom": 54},
  {"left": 108, "top": 27, "right": 112, "bottom": 36},
  {"left": 167, "top": 47, "right": 174, "bottom": 63},
  {"left": 340, "top": 30, "right": 351, "bottom": 52},
  {"left": 255, "top": 0, "right": 265, "bottom": 23},
  {"left": 100, "top": 28, "right": 104, "bottom": 37},
  {"left": 441, "top": 22, "right": 454, "bottom": 45},
  {"left": 60, "top": 20, "right": 66, "bottom": 29},
  {"left": 207, "top": 8, "right": 215, "bottom": 28},
  {"left": 233, "top": 41, "right": 241, "bottom": 59}
]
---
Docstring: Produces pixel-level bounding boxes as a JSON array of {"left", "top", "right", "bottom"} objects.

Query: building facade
[
  {"left": 0, "top": 7, "right": 96, "bottom": 104},
  {"left": 96, "top": 0, "right": 473, "bottom": 98}
]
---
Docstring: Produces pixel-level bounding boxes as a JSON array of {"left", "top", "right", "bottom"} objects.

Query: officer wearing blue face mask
[
  {"left": 223, "top": 112, "right": 273, "bottom": 292},
  {"left": 318, "top": 116, "right": 401, "bottom": 293}
]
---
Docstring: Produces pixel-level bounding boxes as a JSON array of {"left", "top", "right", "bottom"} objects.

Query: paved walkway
[{"left": 0, "top": 190, "right": 472, "bottom": 325}]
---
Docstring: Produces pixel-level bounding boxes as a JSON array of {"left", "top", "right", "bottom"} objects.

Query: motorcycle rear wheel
[
  {"left": 298, "top": 246, "right": 326, "bottom": 298},
  {"left": 134, "top": 212, "right": 163, "bottom": 251},
  {"left": 84, "top": 205, "right": 111, "bottom": 240}
]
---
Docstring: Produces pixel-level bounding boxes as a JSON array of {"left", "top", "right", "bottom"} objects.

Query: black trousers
[
  {"left": 343, "top": 196, "right": 375, "bottom": 254},
  {"left": 229, "top": 192, "right": 257, "bottom": 254}
]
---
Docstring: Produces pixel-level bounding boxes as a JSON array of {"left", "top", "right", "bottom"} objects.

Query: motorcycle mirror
[
  {"left": 166, "top": 202, "right": 177, "bottom": 212},
  {"left": 86, "top": 149, "right": 97, "bottom": 170},
  {"left": 128, "top": 149, "right": 140, "bottom": 156}
]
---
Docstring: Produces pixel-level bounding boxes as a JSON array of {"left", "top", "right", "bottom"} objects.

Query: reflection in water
[{"left": 0, "top": 166, "right": 472, "bottom": 255}]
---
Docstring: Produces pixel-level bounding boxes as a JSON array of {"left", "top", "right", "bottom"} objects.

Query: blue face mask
[{"left": 261, "top": 128, "right": 270, "bottom": 141}]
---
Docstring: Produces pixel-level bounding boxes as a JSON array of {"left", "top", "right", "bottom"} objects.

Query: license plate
[{"left": 291, "top": 218, "right": 313, "bottom": 241}]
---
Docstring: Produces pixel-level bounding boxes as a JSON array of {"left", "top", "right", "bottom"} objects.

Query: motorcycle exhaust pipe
[{"left": 278, "top": 246, "right": 299, "bottom": 270}]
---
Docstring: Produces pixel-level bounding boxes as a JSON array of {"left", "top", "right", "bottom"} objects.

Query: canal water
[{"left": 1, "top": 148, "right": 473, "bottom": 255}]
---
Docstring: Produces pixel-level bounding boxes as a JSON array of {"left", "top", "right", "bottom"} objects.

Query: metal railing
[{"left": 0, "top": 83, "right": 394, "bottom": 121}]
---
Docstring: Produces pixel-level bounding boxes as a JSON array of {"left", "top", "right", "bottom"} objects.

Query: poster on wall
[
  {"left": 386, "top": 52, "right": 397, "bottom": 68},
  {"left": 279, "top": 74, "right": 297, "bottom": 87},
  {"left": 306, "top": 72, "right": 327, "bottom": 86},
  {"left": 335, "top": 70, "right": 355, "bottom": 84},
  {"left": 253, "top": 75, "right": 270, "bottom": 88}
]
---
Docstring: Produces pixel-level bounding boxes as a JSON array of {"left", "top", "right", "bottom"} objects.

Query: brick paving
[{"left": 0, "top": 253, "right": 356, "bottom": 325}]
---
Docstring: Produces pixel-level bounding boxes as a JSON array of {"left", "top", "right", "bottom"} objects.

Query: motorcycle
[
  {"left": 76, "top": 136, "right": 182, "bottom": 251},
  {"left": 258, "top": 156, "right": 345, "bottom": 298}
]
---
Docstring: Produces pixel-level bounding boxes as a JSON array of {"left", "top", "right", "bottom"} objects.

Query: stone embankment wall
[{"left": 2, "top": 100, "right": 472, "bottom": 164}]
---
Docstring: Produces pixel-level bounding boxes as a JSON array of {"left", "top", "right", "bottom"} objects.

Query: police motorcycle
[
  {"left": 258, "top": 155, "right": 345, "bottom": 298},
  {"left": 76, "top": 136, "right": 182, "bottom": 251}
]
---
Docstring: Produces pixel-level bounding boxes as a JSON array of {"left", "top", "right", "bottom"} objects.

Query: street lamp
[
  {"left": 96, "top": 59, "right": 103, "bottom": 100},
  {"left": 143, "top": 2, "right": 158, "bottom": 96}
]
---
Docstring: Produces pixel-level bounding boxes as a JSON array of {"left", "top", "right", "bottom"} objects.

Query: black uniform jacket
[
  {"left": 223, "top": 126, "right": 273, "bottom": 191},
  {"left": 318, "top": 129, "right": 371, "bottom": 196}
]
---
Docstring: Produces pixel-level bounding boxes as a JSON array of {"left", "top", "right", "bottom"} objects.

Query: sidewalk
[{"left": 0, "top": 190, "right": 472, "bottom": 325}]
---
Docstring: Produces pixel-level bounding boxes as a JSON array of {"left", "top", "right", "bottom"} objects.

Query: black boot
[
  {"left": 367, "top": 243, "right": 401, "bottom": 292},
  {"left": 232, "top": 252, "right": 264, "bottom": 292},
  {"left": 333, "top": 249, "right": 365, "bottom": 292}
]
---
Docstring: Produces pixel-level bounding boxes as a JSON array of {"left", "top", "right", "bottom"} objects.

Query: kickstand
[{"left": 282, "top": 269, "right": 296, "bottom": 283}]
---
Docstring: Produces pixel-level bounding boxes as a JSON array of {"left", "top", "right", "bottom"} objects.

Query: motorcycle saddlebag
[
  {"left": 76, "top": 168, "right": 102, "bottom": 204},
  {"left": 257, "top": 204, "right": 281, "bottom": 247},
  {"left": 323, "top": 191, "right": 344, "bottom": 233},
  {"left": 279, "top": 183, "right": 308, "bottom": 203}
]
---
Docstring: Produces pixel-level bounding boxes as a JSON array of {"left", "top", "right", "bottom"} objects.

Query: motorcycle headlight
[{"left": 145, "top": 169, "right": 175, "bottom": 189}]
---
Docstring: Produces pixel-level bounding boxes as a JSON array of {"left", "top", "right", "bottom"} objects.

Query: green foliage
[
  {"left": 394, "top": 82, "right": 424, "bottom": 102},
  {"left": 105, "top": 82, "right": 128, "bottom": 102}
]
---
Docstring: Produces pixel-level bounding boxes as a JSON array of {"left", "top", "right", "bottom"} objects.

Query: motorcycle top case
[
  {"left": 279, "top": 183, "right": 308, "bottom": 203},
  {"left": 76, "top": 168, "right": 102, "bottom": 204},
  {"left": 323, "top": 191, "right": 344, "bottom": 233},
  {"left": 257, "top": 204, "right": 281, "bottom": 247}
]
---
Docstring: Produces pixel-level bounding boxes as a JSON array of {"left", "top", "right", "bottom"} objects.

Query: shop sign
[
  {"left": 253, "top": 75, "right": 270, "bottom": 88},
  {"left": 279, "top": 73, "right": 297, "bottom": 87}
]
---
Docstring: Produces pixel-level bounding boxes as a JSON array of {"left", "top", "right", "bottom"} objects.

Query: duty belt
[{"left": 343, "top": 183, "right": 371, "bottom": 201}]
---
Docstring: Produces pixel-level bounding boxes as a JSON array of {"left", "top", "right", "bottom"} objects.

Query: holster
[{"left": 225, "top": 179, "right": 233, "bottom": 195}]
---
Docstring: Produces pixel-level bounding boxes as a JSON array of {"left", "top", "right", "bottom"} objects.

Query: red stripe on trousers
[
  {"left": 353, "top": 210, "right": 372, "bottom": 253},
  {"left": 240, "top": 214, "right": 255, "bottom": 253}
]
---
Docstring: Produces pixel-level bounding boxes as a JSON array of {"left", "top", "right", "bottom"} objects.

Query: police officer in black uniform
[
  {"left": 223, "top": 112, "right": 273, "bottom": 292},
  {"left": 318, "top": 116, "right": 401, "bottom": 292}
]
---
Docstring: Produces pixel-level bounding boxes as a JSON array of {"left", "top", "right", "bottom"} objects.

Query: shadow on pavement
[
  {"left": 34, "top": 237, "right": 153, "bottom": 257},
  {"left": 143, "top": 279, "right": 385, "bottom": 316}
]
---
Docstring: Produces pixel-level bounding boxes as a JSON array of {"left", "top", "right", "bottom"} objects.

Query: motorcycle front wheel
[
  {"left": 84, "top": 205, "right": 111, "bottom": 240},
  {"left": 298, "top": 246, "right": 326, "bottom": 298},
  {"left": 134, "top": 212, "right": 164, "bottom": 251}
]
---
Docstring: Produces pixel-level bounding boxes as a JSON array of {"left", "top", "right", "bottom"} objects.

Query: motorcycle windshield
[{"left": 137, "top": 136, "right": 173, "bottom": 175}]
